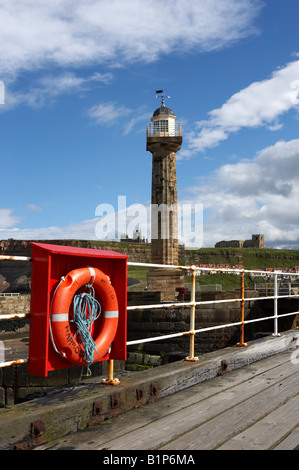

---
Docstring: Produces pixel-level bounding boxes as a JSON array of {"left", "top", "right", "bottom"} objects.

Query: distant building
[
  {"left": 215, "top": 234, "right": 264, "bottom": 249},
  {"left": 120, "top": 229, "right": 147, "bottom": 244}
]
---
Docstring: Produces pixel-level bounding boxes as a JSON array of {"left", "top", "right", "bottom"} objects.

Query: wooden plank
[
  {"left": 35, "top": 352, "right": 297, "bottom": 450},
  {"left": 218, "top": 394, "right": 299, "bottom": 450},
  {"left": 274, "top": 426, "right": 299, "bottom": 450},
  {"left": 91, "top": 356, "right": 299, "bottom": 450},
  {"left": 37, "top": 352, "right": 291, "bottom": 450},
  {"left": 161, "top": 371, "right": 299, "bottom": 450}
]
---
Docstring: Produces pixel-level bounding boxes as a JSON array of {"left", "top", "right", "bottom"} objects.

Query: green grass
[
  {"left": 127, "top": 266, "right": 149, "bottom": 282},
  {"left": 184, "top": 273, "right": 255, "bottom": 291},
  {"left": 114, "top": 245, "right": 299, "bottom": 290},
  {"left": 183, "top": 248, "right": 299, "bottom": 270},
  {"left": 201, "top": 273, "right": 252, "bottom": 290},
  {"left": 181, "top": 247, "right": 299, "bottom": 291}
]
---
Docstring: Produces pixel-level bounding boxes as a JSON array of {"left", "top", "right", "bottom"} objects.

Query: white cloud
[
  {"left": 1, "top": 71, "right": 114, "bottom": 110},
  {"left": 184, "top": 138, "right": 299, "bottom": 248},
  {"left": 123, "top": 112, "right": 151, "bottom": 135},
  {"left": 0, "top": 218, "right": 100, "bottom": 241},
  {"left": 0, "top": 0, "right": 262, "bottom": 114},
  {"left": 86, "top": 102, "right": 132, "bottom": 125},
  {"left": 0, "top": 0, "right": 261, "bottom": 79},
  {"left": 27, "top": 204, "right": 42, "bottom": 213},
  {"left": 0, "top": 209, "right": 22, "bottom": 229},
  {"left": 187, "top": 59, "right": 299, "bottom": 153},
  {"left": 38, "top": 71, "right": 113, "bottom": 93}
]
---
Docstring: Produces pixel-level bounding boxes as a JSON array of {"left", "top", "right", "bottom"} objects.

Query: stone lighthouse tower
[{"left": 146, "top": 91, "right": 184, "bottom": 299}]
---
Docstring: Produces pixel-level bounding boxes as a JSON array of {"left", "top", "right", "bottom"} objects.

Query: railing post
[
  {"left": 272, "top": 273, "right": 281, "bottom": 337},
  {"left": 237, "top": 271, "right": 248, "bottom": 347},
  {"left": 102, "top": 359, "right": 120, "bottom": 385},
  {"left": 185, "top": 267, "right": 199, "bottom": 362}
]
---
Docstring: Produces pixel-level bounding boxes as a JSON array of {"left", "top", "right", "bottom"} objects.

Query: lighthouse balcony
[{"left": 146, "top": 122, "right": 182, "bottom": 138}]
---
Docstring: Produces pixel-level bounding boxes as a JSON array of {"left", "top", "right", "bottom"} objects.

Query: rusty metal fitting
[
  {"left": 102, "top": 378, "right": 120, "bottom": 385},
  {"left": 184, "top": 356, "right": 199, "bottom": 362},
  {"left": 31, "top": 420, "right": 45, "bottom": 439},
  {"left": 218, "top": 359, "right": 229, "bottom": 376},
  {"left": 148, "top": 382, "right": 159, "bottom": 403},
  {"left": 134, "top": 387, "right": 145, "bottom": 408},
  {"left": 92, "top": 400, "right": 103, "bottom": 417}
]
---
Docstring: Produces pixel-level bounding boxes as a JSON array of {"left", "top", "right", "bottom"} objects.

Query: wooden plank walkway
[{"left": 36, "top": 350, "right": 299, "bottom": 451}]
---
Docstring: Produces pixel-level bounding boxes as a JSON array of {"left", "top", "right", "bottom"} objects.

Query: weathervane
[{"left": 155, "top": 89, "right": 170, "bottom": 107}]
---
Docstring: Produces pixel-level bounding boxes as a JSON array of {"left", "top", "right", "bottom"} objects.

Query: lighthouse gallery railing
[{"left": 146, "top": 122, "right": 182, "bottom": 138}]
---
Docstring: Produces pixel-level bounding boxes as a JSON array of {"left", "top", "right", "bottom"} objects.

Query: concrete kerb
[{"left": 0, "top": 329, "right": 298, "bottom": 450}]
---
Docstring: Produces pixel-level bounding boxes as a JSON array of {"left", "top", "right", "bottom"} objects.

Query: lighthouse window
[{"left": 153, "top": 120, "right": 169, "bottom": 134}]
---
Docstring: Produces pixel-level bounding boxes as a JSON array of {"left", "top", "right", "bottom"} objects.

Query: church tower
[{"left": 146, "top": 91, "right": 184, "bottom": 298}]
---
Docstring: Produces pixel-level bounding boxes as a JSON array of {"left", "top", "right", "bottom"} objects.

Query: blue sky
[{"left": 1, "top": 0, "right": 299, "bottom": 248}]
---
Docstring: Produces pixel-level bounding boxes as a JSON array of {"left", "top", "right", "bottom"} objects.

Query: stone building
[
  {"left": 146, "top": 92, "right": 184, "bottom": 298},
  {"left": 215, "top": 234, "right": 265, "bottom": 249},
  {"left": 120, "top": 229, "right": 147, "bottom": 244}
]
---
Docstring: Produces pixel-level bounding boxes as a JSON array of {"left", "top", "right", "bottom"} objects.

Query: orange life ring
[{"left": 50, "top": 267, "right": 119, "bottom": 366}]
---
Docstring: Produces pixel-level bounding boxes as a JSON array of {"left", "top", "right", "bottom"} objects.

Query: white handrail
[
  {"left": 1, "top": 257, "right": 299, "bottom": 367},
  {"left": 126, "top": 261, "right": 299, "bottom": 357}
]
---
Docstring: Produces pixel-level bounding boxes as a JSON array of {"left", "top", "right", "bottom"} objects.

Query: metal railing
[
  {"left": 0, "top": 292, "right": 20, "bottom": 296},
  {"left": 146, "top": 122, "right": 182, "bottom": 138},
  {"left": 254, "top": 282, "right": 299, "bottom": 296},
  {"left": 1, "top": 255, "right": 299, "bottom": 370},
  {"left": 127, "top": 262, "right": 299, "bottom": 360}
]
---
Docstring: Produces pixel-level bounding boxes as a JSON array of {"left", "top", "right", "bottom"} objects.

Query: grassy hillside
[
  {"left": 3, "top": 239, "right": 299, "bottom": 292},
  {"left": 129, "top": 246, "right": 299, "bottom": 291},
  {"left": 88, "top": 243, "right": 299, "bottom": 288},
  {"left": 181, "top": 247, "right": 299, "bottom": 270},
  {"left": 5, "top": 238, "right": 297, "bottom": 271}
]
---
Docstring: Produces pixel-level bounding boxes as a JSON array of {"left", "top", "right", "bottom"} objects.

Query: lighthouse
[{"left": 146, "top": 91, "right": 184, "bottom": 298}]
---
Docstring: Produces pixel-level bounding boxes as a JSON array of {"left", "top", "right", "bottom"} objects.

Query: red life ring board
[{"left": 50, "top": 267, "right": 119, "bottom": 366}]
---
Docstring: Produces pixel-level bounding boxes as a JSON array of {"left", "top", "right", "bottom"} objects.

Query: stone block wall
[
  {"left": 147, "top": 268, "right": 184, "bottom": 300},
  {"left": 0, "top": 359, "right": 125, "bottom": 406},
  {"left": 0, "top": 295, "right": 30, "bottom": 337},
  {"left": 0, "top": 295, "right": 30, "bottom": 316}
]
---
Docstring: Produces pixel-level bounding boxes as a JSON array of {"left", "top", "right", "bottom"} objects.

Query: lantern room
[{"left": 147, "top": 90, "right": 181, "bottom": 138}]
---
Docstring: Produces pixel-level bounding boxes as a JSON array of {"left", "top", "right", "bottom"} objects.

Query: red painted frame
[{"left": 28, "top": 242, "right": 128, "bottom": 377}]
